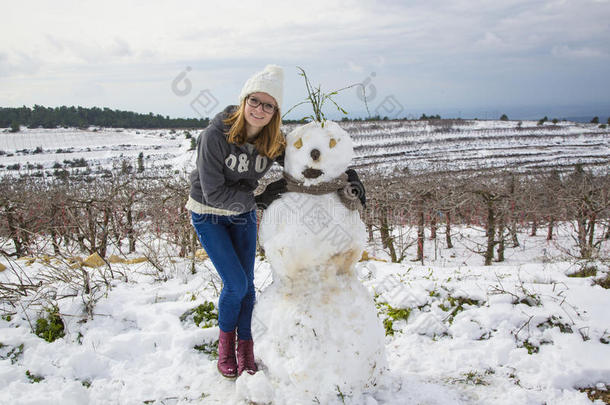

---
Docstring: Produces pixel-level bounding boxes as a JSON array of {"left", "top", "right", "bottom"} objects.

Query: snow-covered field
[
  {"left": 289, "top": 119, "right": 610, "bottom": 176},
  {"left": 1, "top": 225, "right": 608, "bottom": 404},
  {"left": 0, "top": 127, "right": 195, "bottom": 176},
  {"left": 1, "top": 120, "right": 609, "bottom": 404},
  {"left": 1, "top": 119, "right": 608, "bottom": 178}
]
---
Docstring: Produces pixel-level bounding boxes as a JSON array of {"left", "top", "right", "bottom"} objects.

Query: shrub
[
  {"left": 0, "top": 343, "right": 24, "bottom": 364},
  {"left": 193, "top": 302, "right": 218, "bottom": 328},
  {"left": 180, "top": 301, "right": 218, "bottom": 328},
  {"left": 522, "top": 339, "right": 539, "bottom": 355},
  {"left": 194, "top": 340, "right": 218, "bottom": 359},
  {"left": 137, "top": 152, "right": 144, "bottom": 173},
  {"left": 63, "top": 158, "right": 88, "bottom": 168},
  {"left": 25, "top": 370, "right": 44, "bottom": 383},
  {"left": 567, "top": 266, "right": 597, "bottom": 278},
  {"left": 35, "top": 307, "right": 65, "bottom": 343},
  {"left": 594, "top": 273, "right": 610, "bottom": 289},
  {"left": 54, "top": 169, "right": 70, "bottom": 180},
  {"left": 377, "top": 302, "right": 411, "bottom": 336}
]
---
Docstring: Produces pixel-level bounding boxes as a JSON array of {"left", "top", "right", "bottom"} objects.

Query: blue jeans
[{"left": 191, "top": 210, "right": 257, "bottom": 340}]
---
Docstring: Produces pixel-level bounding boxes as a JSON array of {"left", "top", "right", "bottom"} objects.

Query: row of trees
[
  {"left": 1, "top": 165, "right": 608, "bottom": 266},
  {"left": 1, "top": 105, "right": 209, "bottom": 130},
  {"left": 4, "top": 105, "right": 606, "bottom": 131},
  {"left": 590, "top": 116, "right": 610, "bottom": 124},
  {"left": 363, "top": 165, "right": 609, "bottom": 264},
  {"left": 337, "top": 114, "right": 443, "bottom": 123},
  {"left": 0, "top": 172, "right": 190, "bottom": 261},
  {"left": 501, "top": 115, "right": 609, "bottom": 125}
]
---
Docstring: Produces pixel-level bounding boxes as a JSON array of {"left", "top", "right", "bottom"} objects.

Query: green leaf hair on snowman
[{"left": 282, "top": 67, "right": 370, "bottom": 127}]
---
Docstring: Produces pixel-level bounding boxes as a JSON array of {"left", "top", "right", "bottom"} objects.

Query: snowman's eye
[
  {"left": 294, "top": 138, "right": 303, "bottom": 149},
  {"left": 329, "top": 138, "right": 337, "bottom": 148}
]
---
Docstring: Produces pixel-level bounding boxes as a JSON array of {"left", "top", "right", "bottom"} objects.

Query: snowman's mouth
[{"left": 303, "top": 167, "right": 323, "bottom": 179}]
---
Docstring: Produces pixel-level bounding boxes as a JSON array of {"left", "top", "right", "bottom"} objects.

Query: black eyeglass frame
[{"left": 246, "top": 95, "right": 278, "bottom": 114}]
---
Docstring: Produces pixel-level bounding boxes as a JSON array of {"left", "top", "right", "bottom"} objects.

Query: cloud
[
  {"left": 3, "top": 0, "right": 608, "bottom": 72},
  {"left": 475, "top": 32, "right": 504, "bottom": 48},
  {"left": 1, "top": 0, "right": 609, "bottom": 116},
  {"left": 347, "top": 61, "right": 364, "bottom": 73},
  {"left": 110, "top": 38, "right": 133, "bottom": 58},
  {"left": 0, "top": 51, "right": 42, "bottom": 77},
  {"left": 551, "top": 45, "right": 608, "bottom": 58}
]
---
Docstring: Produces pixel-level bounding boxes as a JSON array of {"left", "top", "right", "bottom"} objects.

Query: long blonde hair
[{"left": 223, "top": 100, "right": 285, "bottom": 159}]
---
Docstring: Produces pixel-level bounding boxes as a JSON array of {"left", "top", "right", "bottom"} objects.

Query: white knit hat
[{"left": 239, "top": 65, "right": 284, "bottom": 109}]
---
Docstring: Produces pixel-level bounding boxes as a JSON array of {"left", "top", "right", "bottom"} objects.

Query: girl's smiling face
[{"left": 244, "top": 92, "right": 277, "bottom": 134}]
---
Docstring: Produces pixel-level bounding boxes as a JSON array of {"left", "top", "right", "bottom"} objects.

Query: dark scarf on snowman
[{"left": 283, "top": 172, "right": 362, "bottom": 211}]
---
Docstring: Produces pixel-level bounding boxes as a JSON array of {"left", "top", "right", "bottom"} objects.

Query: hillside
[{"left": 1, "top": 119, "right": 608, "bottom": 179}]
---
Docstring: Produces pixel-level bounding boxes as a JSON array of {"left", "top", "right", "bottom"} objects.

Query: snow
[
  {"left": 0, "top": 127, "right": 194, "bottom": 175},
  {"left": 1, "top": 119, "right": 608, "bottom": 179},
  {"left": 1, "top": 120, "right": 609, "bottom": 404},
  {"left": 0, "top": 226, "right": 608, "bottom": 404}
]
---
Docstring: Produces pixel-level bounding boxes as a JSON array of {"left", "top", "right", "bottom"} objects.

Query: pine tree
[
  {"left": 137, "top": 152, "right": 144, "bottom": 173},
  {"left": 121, "top": 160, "right": 132, "bottom": 175},
  {"left": 10, "top": 121, "right": 20, "bottom": 132}
]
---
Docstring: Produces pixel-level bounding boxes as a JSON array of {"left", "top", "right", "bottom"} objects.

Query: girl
[{"left": 187, "top": 65, "right": 285, "bottom": 378}]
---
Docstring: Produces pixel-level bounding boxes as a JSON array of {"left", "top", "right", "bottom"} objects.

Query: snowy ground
[
  {"left": 1, "top": 121, "right": 609, "bottom": 403},
  {"left": 1, "top": 224, "right": 608, "bottom": 404},
  {"left": 0, "top": 127, "right": 195, "bottom": 176}
]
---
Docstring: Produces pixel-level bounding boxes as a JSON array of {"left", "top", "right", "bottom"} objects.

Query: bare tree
[
  {"left": 470, "top": 177, "right": 509, "bottom": 266},
  {"left": 563, "top": 165, "right": 609, "bottom": 259}
]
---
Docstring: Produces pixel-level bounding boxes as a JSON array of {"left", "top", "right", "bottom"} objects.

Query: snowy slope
[
  {"left": 1, "top": 120, "right": 608, "bottom": 178},
  {"left": 0, "top": 127, "right": 195, "bottom": 176}
]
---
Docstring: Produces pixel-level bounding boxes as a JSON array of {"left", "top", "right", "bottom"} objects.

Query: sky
[{"left": 1, "top": 0, "right": 609, "bottom": 121}]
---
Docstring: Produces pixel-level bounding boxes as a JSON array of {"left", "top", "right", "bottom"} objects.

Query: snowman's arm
[
  {"left": 346, "top": 168, "right": 366, "bottom": 208},
  {"left": 255, "top": 178, "right": 287, "bottom": 209}
]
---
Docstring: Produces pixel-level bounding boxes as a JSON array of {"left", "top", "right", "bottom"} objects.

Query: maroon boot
[
  {"left": 217, "top": 329, "right": 237, "bottom": 378},
  {"left": 237, "top": 339, "right": 258, "bottom": 376}
]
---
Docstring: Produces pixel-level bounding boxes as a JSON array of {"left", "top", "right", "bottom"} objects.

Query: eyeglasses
[{"left": 246, "top": 96, "right": 277, "bottom": 114}]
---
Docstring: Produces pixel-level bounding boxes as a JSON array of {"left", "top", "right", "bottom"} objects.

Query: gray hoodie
[{"left": 188, "top": 105, "right": 278, "bottom": 214}]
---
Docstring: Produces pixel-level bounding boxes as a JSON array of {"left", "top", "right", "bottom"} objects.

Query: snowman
[{"left": 236, "top": 120, "right": 387, "bottom": 405}]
